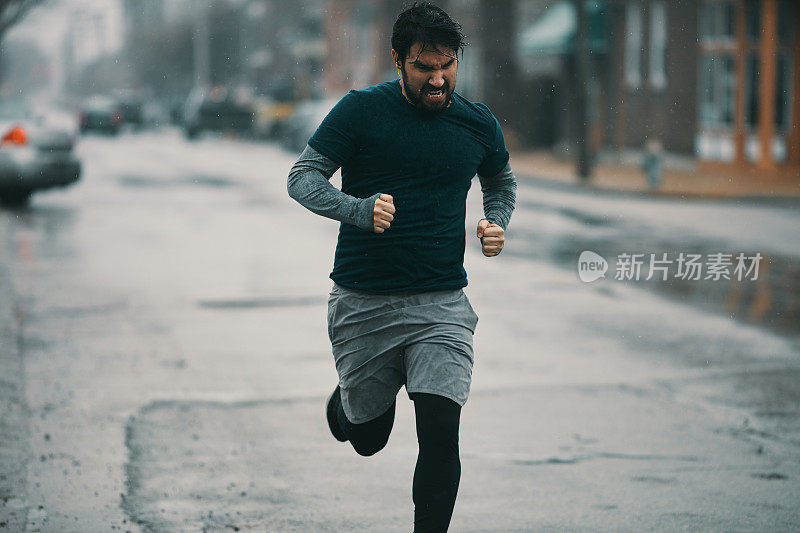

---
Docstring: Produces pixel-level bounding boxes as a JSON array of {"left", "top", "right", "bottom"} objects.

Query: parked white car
[{"left": 0, "top": 100, "right": 81, "bottom": 207}]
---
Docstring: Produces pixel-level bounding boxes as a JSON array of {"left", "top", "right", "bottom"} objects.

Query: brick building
[{"left": 603, "top": 0, "right": 799, "bottom": 174}]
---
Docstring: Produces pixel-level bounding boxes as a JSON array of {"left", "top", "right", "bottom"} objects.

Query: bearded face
[{"left": 394, "top": 43, "right": 457, "bottom": 114}]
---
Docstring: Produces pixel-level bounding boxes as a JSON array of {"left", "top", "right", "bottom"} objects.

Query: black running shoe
[{"left": 326, "top": 385, "right": 348, "bottom": 442}]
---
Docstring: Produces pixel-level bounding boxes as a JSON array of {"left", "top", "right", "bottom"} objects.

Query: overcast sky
[
  {"left": 4, "top": 0, "right": 123, "bottom": 96},
  {"left": 7, "top": 0, "right": 123, "bottom": 62}
]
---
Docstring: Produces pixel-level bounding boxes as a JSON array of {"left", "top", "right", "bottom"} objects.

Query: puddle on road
[
  {"left": 37, "top": 301, "right": 129, "bottom": 319},
  {"left": 699, "top": 367, "right": 800, "bottom": 440},
  {"left": 197, "top": 296, "right": 325, "bottom": 309},
  {"left": 118, "top": 174, "right": 235, "bottom": 189},
  {"left": 510, "top": 213, "right": 800, "bottom": 337},
  {"left": 752, "top": 472, "right": 789, "bottom": 480}
]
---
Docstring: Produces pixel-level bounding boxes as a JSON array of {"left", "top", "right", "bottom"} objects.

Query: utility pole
[
  {"left": 92, "top": 13, "right": 106, "bottom": 57},
  {"left": 193, "top": 2, "right": 210, "bottom": 88},
  {"left": 62, "top": 21, "right": 75, "bottom": 94},
  {"left": 574, "top": 0, "right": 593, "bottom": 180}
]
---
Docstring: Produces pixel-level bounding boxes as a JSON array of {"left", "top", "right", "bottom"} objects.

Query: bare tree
[{"left": 0, "top": 0, "right": 45, "bottom": 43}]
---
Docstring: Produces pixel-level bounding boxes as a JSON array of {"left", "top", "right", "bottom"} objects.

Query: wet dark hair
[{"left": 391, "top": 2, "right": 465, "bottom": 65}]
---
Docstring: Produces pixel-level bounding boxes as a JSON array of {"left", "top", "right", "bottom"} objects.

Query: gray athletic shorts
[{"left": 327, "top": 283, "right": 479, "bottom": 424}]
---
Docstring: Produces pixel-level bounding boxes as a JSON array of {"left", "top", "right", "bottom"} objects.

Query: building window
[
  {"left": 649, "top": 0, "right": 667, "bottom": 90},
  {"left": 775, "top": 52, "right": 794, "bottom": 132},
  {"left": 699, "top": 0, "right": 796, "bottom": 165},
  {"left": 744, "top": 12, "right": 795, "bottom": 133},
  {"left": 624, "top": 2, "right": 642, "bottom": 89},
  {"left": 699, "top": 1, "right": 736, "bottom": 43},
  {"left": 745, "top": 52, "right": 759, "bottom": 129},
  {"left": 748, "top": 0, "right": 795, "bottom": 45},
  {"left": 697, "top": 1, "right": 736, "bottom": 131},
  {"left": 698, "top": 54, "right": 735, "bottom": 128},
  {"left": 745, "top": 0, "right": 760, "bottom": 43},
  {"left": 777, "top": 0, "right": 796, "bottom": 46}
]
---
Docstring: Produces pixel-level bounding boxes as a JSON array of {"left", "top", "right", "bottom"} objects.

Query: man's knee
[
  {"left": 346, "top": 401, "right": 396, "bottom": 456},
  {"left": 351, "top": 434, "right": 391, "bottom": 456}
]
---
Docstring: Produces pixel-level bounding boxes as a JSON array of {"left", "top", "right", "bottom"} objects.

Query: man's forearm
[
  {"left": 478, "top": 163, "right": 517, "bottom": 229},
  {"left": 287, "top": 145, "right": 377, "bottom": 231}
]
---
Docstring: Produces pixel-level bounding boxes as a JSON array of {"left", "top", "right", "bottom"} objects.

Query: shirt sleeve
[
  {"left": 307, "top": 90, "right": 361, "bottom": 165},
  {"left": 478, "top": 162, "right": 517, "bottom": 230},
  {"left": 287, "top": 144, "right": 378, "bottom": 231},
  {"left": 476, "top": 112, "right": 510, "bottom": 179}
]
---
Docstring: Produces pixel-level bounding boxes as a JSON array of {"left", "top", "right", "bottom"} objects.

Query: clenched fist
[
  {"left": 477, "top": 219, "right": 504, "bottom": 256},
  {"left": 373, "top": 194, "right": 395, "bottom": 233}
]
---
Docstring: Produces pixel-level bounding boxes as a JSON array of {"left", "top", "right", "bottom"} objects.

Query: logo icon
[{"left": 578, "top": 251, "right": 608, "bottom": 283}]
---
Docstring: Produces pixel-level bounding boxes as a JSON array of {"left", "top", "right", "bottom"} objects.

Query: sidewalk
[{"left": 510, "top": 150, "right": 800, "bottom": 199}]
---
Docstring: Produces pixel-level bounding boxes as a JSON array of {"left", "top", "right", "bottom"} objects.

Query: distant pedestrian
[
  {"left": 643, "top": 139, "right": 663, "bottom": 190},
  {"left": 287, "top": 2, "right": 516, "bottom": 531}
]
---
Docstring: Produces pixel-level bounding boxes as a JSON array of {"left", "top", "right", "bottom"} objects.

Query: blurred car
[
  {"left": 183, "top": 86, "right": 254, "bottom": 139},
  {"left": 281, "top": 98, "right": 340, "bottom": 153},
  {"left": 141, "top": 100, "right": 169, "bottom": 129},
  {"left": 165, "top": 95, "right": 186, "bottom": 125},
  {"left": 0, "top": 100, "right": 81, "bottom": 207},
  {"left": 117, "top": 97, "right": 144, "bottom": 129},
  {"left": 269, "top": 101, "right": 296, "bottom": 138},
  {"left": 79, "top": 96, "right": 123, "bottom": 135},
  {"left": 251, "top": 95, "right": 278, "bottom": 139}
]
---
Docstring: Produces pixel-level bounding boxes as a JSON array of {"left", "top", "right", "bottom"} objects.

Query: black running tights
[{"left": 336, "top": 392, "right": 461, "bottom": 533}]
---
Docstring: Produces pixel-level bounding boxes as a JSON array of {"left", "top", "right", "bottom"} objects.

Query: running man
[{"left": 287, "top": 3, "right": 516, "bottom": 531}]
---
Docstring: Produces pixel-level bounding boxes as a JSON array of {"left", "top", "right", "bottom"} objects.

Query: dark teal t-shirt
[{"left": 308, "top": 79, "right": 509, "bottom": 293}]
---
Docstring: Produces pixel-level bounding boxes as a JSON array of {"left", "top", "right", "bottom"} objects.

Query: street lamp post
[
  {"left": 574, "top": 0, "right": 593, "bottom": 180},
  {"left": 193, "top": 1, "right": 210, "bottom": 88}
]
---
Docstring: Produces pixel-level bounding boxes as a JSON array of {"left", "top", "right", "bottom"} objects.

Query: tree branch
[{"left": 0, "top": 0, "right": 46, "bottom": 42}]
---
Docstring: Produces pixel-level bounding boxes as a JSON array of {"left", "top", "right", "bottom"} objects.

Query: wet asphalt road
[{"left": 1, "top": 129, "right": 799, "bottom": 531}]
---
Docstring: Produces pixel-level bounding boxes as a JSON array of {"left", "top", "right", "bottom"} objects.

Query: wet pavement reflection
[
  {"left": 511, "top": 197, "right": 800, "bottom": 338},
  {"left": 1, "top": 132, "right": 799, "bottom": 530}
]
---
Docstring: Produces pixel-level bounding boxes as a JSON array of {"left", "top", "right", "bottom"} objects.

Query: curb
[{"left": 518, "top": 172, "right": 800, "bottom": 205}]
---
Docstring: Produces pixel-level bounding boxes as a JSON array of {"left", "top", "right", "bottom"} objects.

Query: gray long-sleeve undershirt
[
  {"left": 287, "top": 144, "right": 516, "bottom": 230},
  {"left": 477, "top": 160, "right": 517, "bottom": 230}
]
